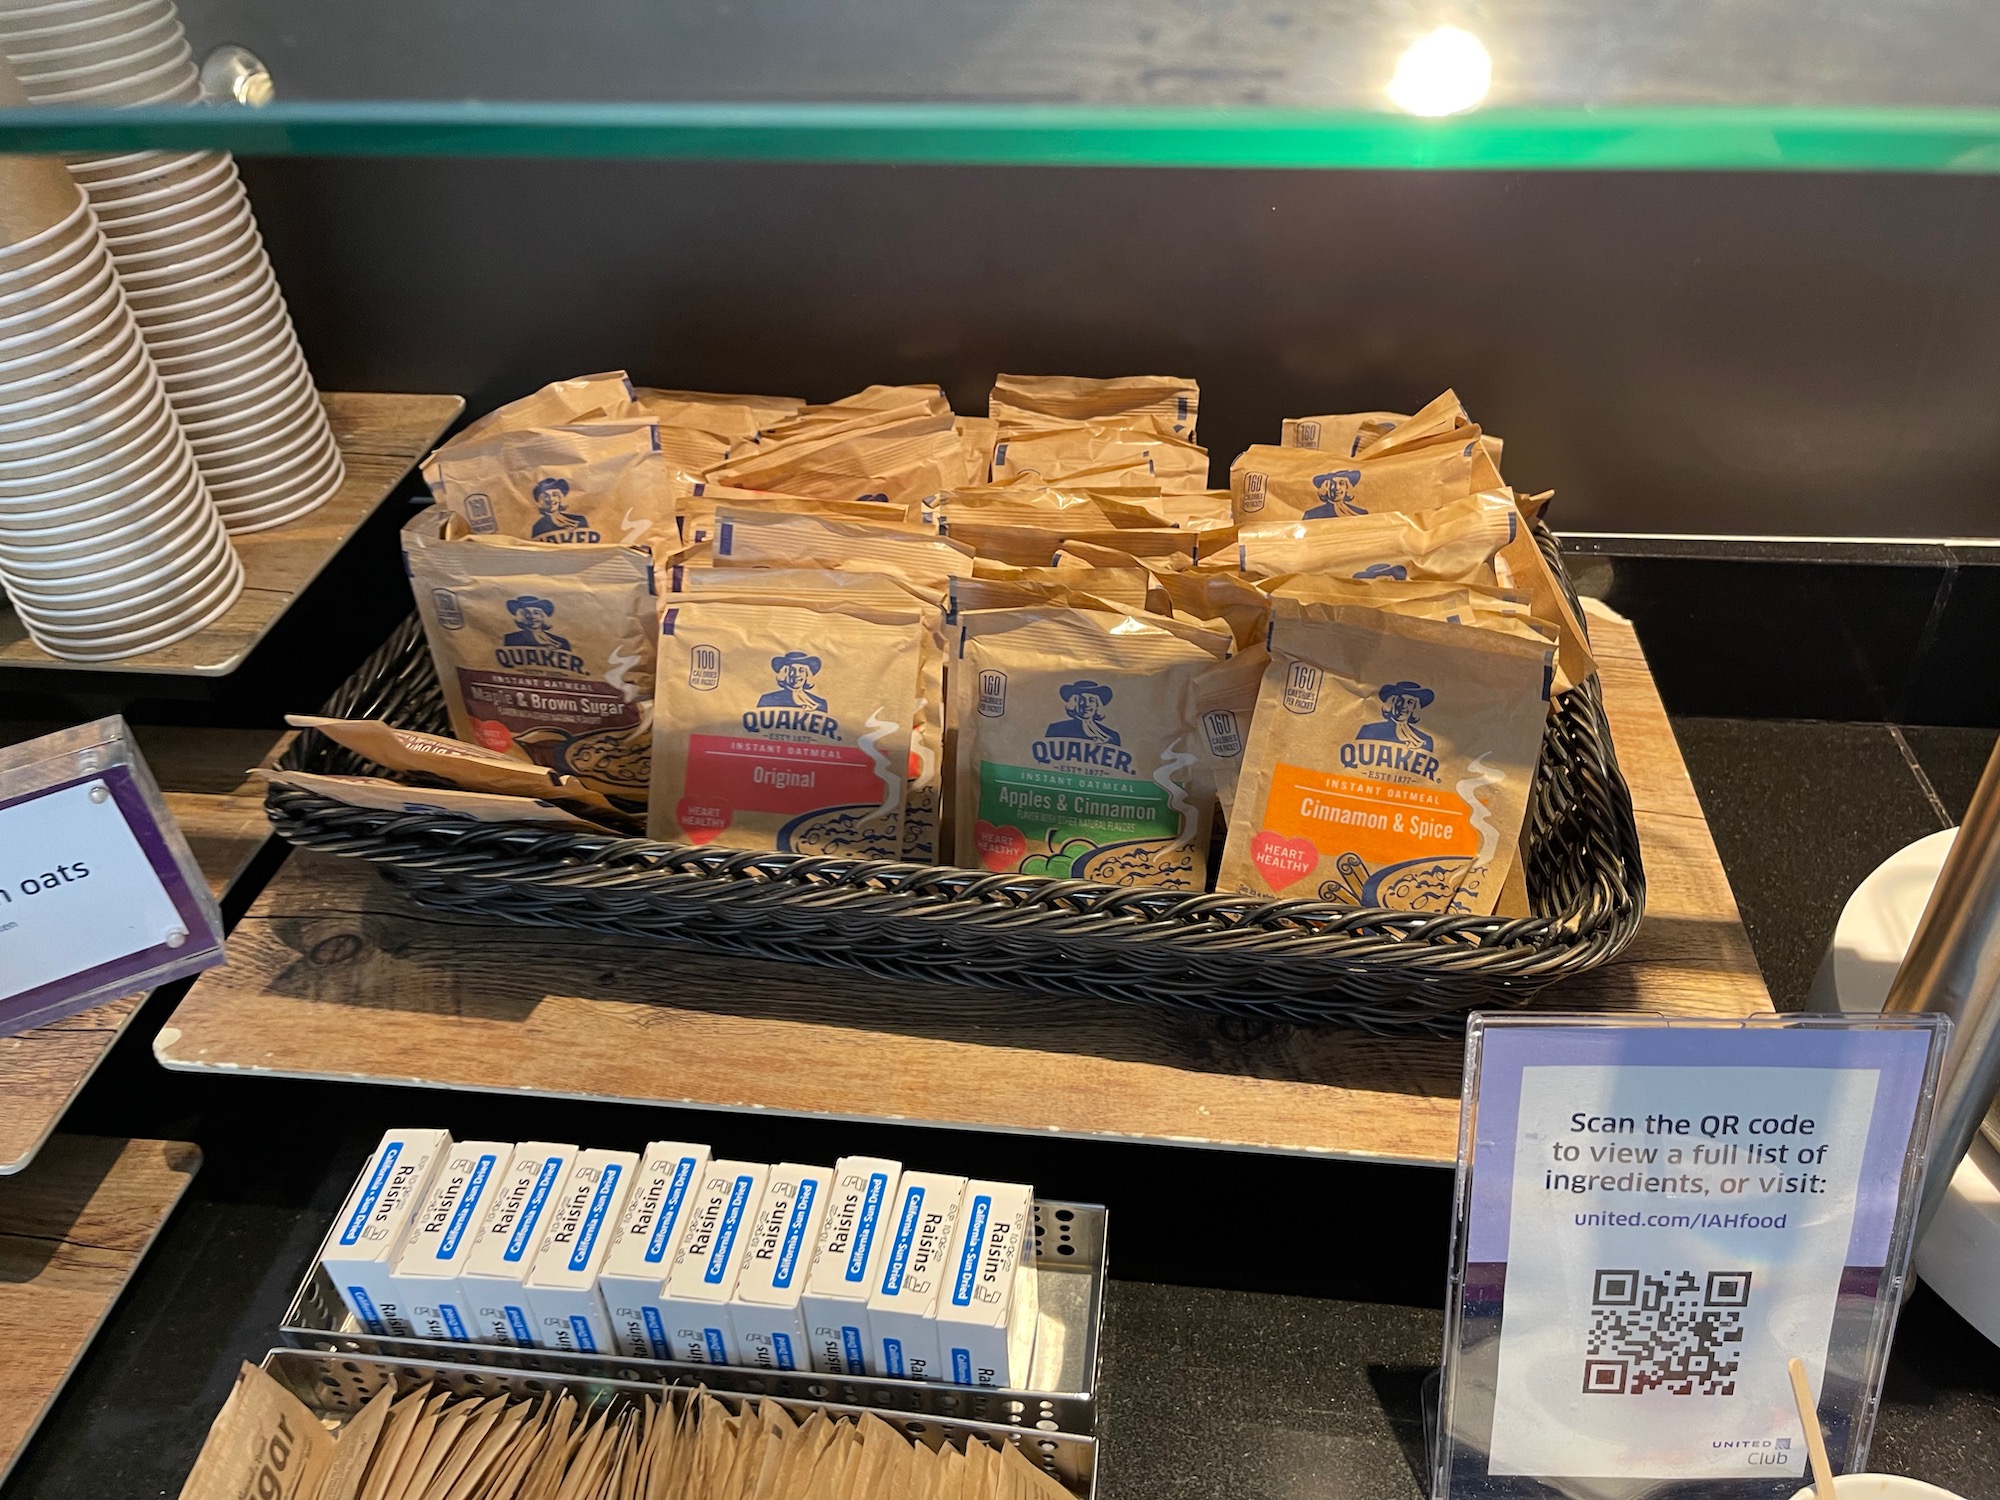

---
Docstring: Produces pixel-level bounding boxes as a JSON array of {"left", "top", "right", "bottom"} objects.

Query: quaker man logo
[
  {"left": 1303, "top": 469, "right": 1366, "bottom": 519},
  {"left": 494, "top": 595, "right": 585, "bottom": 671},
  {"left": 1341, "top": 679, "right": 1440, "bottom": 779},
  {"left": 743, "top": 650, "right": 840, "bottom": 739},
  {"left": 1033, "top": 680, "right": 1134, "bottom": 773},
  {"left": 529, "top": 476, "right": 601, "bottom": 542}
]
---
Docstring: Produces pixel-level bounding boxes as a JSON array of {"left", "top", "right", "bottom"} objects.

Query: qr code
[{"left": 1582, "top": 1269, "right": 1751, "bottom": 1396}]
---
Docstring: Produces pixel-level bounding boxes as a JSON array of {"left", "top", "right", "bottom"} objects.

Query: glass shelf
[
  {"left": 4, "top": 0, "right": 2000, "bottom": 170},
  {"left": 3, "top": 103, "right": 2000, "bottom": 171}
]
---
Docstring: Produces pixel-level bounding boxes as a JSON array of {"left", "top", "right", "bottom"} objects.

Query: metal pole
[{"left": 1883, "top": 734, "right": 2000, "bottom": 1232}]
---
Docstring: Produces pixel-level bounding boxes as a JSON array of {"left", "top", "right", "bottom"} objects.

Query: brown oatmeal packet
[
  {"left": 989, "top": 373, "right": 1198, "bottom": 439},
  {"left": 622, "top": 388, "right": 805, "bottom": 438},
  {"left": 1153, "top": 571, "right": 1270, "bottom": 649},
  {"left": 1229, "top": 427, "right": 1500, "bottom": 524},
  {"left": 406, "top": 534, "right": 657, "bottom": 806},
  {"left": 673, "top": 475, "right": 924, "bottom": 547},
  {"left": 954, "top": 416, "right": 999, "bottom": 485},
  {"left": 1490, "top": 493, "right": 1597, "bottom": 694},
  {"left": 964, "top": 560, "right": 1152, "bottom": 612},
  {"left": 1218, "top": 599, "right": 1552, "bottom": 914},
  {"left": 449, "top": 371, "right": 635, "bottom": 449},
  {"left": 1230, "top": 491, "right": 1519, "bottom": 582},
  {"left": 256, "top": 770, "right": 604, "bottom": 829},
  {"left": 650, "top": 599, "right": 923, "bottom": 857},
  {"left": 948, "top": 570, "right": 1151, "bottom": 614},
  {"left": 283, "top": 715, "right": 625, "bottom": 817},
  {"left": 711, "top": 409, "right": 969, "bottom": 508},
  {"left": 670, "top": 567, "right": 947, "bottom": 862},
  {"left": 951, "top": 606, "right": 1214, "bottom": 888},
  {"left": 932, "top": 485, "right": 1172, "bottom": 533},
  {"left": 991, "top": 424, "right": 1209, "bottom": 494},
  {"left": 939, "top": 518, "right": 1212, "bottom": 570},
  {"left": 713, "top": 507, "right": 975, "bottom": 585},
  {"left": 423, "top": 421, "right": 677, "bottom": 557},
  {"left": 1192, "top": 644, "right": 1270, "bottom": 821},
  {"left": 1282, "top": 409, "right": 1407, "bottom": 456}
]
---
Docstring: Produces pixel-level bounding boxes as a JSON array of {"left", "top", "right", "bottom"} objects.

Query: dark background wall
[{"left": 238, "top": 156, "right": 2000, "bottom": 540}]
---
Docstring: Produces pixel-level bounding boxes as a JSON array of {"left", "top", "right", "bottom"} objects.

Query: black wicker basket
[{"left": 266, "top": 528, "right": 1644, "bottom": 1034}]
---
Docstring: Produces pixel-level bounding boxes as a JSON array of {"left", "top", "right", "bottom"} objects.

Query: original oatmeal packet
[
  {"left": 405, "top": 530, "right": 657, "bottom": 809},
  {"left": 1217, "top": 598, "right": 1552, "bottom": 915},
  {"left": 951, "top": 606, "right": 1214, "bottom": 889},
  {"left": 650, "top": 599, "right": 924, "bottom": 858}
]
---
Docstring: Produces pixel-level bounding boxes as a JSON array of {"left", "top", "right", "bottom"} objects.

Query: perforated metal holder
[
  {"left": 281, "top": 1198, "right": 1106, "bottom": 1437},
  {"left": 261, "top": 1345, "right": 1096, "bottom": 1497}
]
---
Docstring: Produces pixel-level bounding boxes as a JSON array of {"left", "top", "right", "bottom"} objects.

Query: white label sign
[
  {"left": 0, "top": 780, "right": 187, "bottom": 1002},
  {"left": 1488, "top": 1063, "right": 1879, "bottom": 1479}
]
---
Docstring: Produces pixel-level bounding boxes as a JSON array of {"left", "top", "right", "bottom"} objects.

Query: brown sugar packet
[
  {"left": 450, "top": 372, "right": 635, "bottom": 450},
  {"left": 990, "top": 424, "right": 1209, "bottom": 494},
  {"left": 320, "top": 1385, "right": 396, "bottom": 1500},
  {"left": 1218, "top": 599, "right": 1551, "bottom": 915},
  {"left": 177, "top": 1363, "right": 336, "bottom": 1500},
  {"left": 357, "top": 1387, "right": 433, "bottom": 1500},
  {"left": 995, "top": 1442, "right": 1072, "bottom": 1500},
  {"left": 440, "top": 1399, "right": 537, "bottom": 1500},
  {"left": 712, "top": 507, "right": 974, "bottom": 584},
  {"left": 284, "top": 716, "right": 625, "bottom": 816},
  {"left": 952, "top": 607, "right": 1214, "bottom": 889},
  {"left": 1229, "top": 427, "right": 1499, "bottom": 524},
  {"left": 405, "top": 532, "right": 656, "bottom": 807},
  {"left": 1230, "top": 491, "right": 1518, "bottom": 583},
  {"left": 989, "top": 373, "right": 1198, "bottom": 439},
  {"left": 651, "top": 600, "right": 924, "bottom": 858},
  {"left": 670, "top": 568, "right": 946, "bottom": 862}
]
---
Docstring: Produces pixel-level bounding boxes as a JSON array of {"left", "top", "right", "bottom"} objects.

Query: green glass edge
[{"left": 3, "top": 103, "right": 2000, "bottom": 171}]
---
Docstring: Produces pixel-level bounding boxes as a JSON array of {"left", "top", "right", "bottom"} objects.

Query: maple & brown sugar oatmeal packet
[
  {"left": 650, "top": 599, "right": 923, "bottom": 858},
  {"left": 1218, "top": 599, "right": 1552, "bottom": 915},
  {"left": 951, "top": 606, "right": 1214, "bottom": 889},
  {"left": 406, "top": 533, "right": 656, "bottom": 808}
]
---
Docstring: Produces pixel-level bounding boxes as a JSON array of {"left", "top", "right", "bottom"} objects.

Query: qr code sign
[{"left": 1582, "top": 1269, "right": 1751, "bottom": 1396}]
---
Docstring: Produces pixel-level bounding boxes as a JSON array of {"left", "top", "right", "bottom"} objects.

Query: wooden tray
[
  {"left": 0, "top": 392, "right": 461, "bottom": 677},
  {"left": 156, "top": 603, "right": 1771, "bottom": 1166},
  {"left": 0, "top": 1135, "right": 199, "bottom": 1486}
]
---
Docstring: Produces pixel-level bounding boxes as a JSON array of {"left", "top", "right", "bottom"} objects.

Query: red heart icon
[
  {"left": 1251, "top": 830, "right": 1319, "bottom": 890},
  {"left": 676, "top": 797, "right": 732, "bottom": 844},
  {"left": 974, "top": 820, "right": 1027, "bottom": 872}
]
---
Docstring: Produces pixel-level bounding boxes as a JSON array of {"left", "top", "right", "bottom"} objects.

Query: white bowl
[{"left": 1789, "top": 1474, "right": 1967, "bottom": 1499}]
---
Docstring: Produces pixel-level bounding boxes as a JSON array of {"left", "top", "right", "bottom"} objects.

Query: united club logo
[
  {"left": 494, "top": 594, "right": 585, "bottom": 672},
  {"left": 742, "top": 649, "right": 841, "bottom": 740},
  {"left": 529, "top": 476, "right": 602, "bottom": 543},
  {"left": 1341, "top": 679, "right": 1440, "bottom": 780},
  {"left": 1032, "top": 679, "right": 1134, "bottom": 774}
]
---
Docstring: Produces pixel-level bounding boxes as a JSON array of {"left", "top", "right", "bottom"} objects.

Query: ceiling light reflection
[{"left": 1387, "top": 26, "right": 1492, "bottom": 117}]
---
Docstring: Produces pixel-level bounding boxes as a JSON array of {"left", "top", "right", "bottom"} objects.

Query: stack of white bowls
[
  {"left": 0, "top": 159, "right": 241, "bottom": 660},
  {"left": 0, "top": 0, "right": 344, "bottom": 534}
]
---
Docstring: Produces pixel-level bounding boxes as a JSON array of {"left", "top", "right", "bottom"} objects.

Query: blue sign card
[
  {"left": 0, "top": 716, "right": 226, "bottom": 1037},
  {"left": 1436, "top": 1013, "right": 1948, "bottom": 1500}
]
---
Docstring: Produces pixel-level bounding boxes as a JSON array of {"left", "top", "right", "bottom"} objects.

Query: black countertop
[{"left": 3, "top": 715, "right": 1998, "bottom": 1500}]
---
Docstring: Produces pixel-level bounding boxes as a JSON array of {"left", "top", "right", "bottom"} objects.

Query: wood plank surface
[
  {"left": 156, "top": 608, "right": 1772, "bottom": 1166},
  {"left": 0, "top": 1135, "right": 199, "bottom": 1486},
  {"left": 0, "top": 392, "right": 462, "bottom": 676},
  {"left": 0, "top": 729, "right": 288, "bottom": 1174}
]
